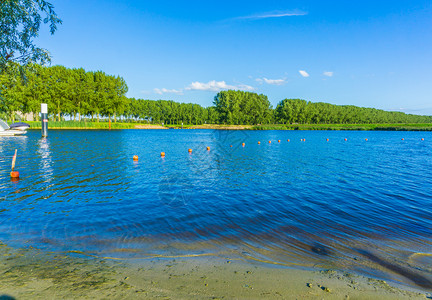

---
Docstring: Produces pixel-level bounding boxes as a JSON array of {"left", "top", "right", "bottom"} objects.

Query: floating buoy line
[
  {"left": 10, "top": 138, "right": 423, "bottom": 170},
  {"left": 127, "top": 138, "right": 426, "bottom": 160},
  {"left": 4, "top": 137, "right": 427, "bottom": 181}
]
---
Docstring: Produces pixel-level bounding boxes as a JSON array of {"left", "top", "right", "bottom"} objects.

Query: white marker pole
[{"left": 41, "top": 103, "right": 48, "bottom": 137}]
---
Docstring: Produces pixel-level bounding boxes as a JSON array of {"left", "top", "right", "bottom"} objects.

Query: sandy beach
[{"left": 0, "top": 243, "right": 429, "bottom": 299}]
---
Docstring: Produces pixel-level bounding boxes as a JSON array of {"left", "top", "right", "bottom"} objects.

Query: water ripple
[{"left": 1, "top": 130, "right": 432, "bottom": 290}]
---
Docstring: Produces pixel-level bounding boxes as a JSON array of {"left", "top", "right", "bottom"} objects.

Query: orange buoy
[
  {"left": 242, "top": 143, "right": 245, "bottom": 146},
  {"left": 344, "top": 138, "right": 347, "bottom": 141},
  {"left": 230, "top": 145, "right": 233, "bottom": 147},
  {"left": 287, "top": 139, "right": 290, "bottom": 142},
  {"left": 133, "top": 155, "right": 139, "bottom": 161},
  {"left": 326, "top": 139, "right": 329, "bottom": 141},
  {"left": 365, "top": 138, "right": 368, "bottom": 141},
  {"left": 268, "top": 141, "right": 271, "bottom": 144},
  {"left": 206, "top": 146, "right": 210, "bottom": 151},
  {"left": 421, "top": 138, "right": 424, "bottom": 141},
  {"left": 401, "top": 138, "right": 404, "bottom": 141},
  {"left": 10, "top": 149, "right": 19, "bottom": 178},
  {"left": 188, "top": 149, "right": 192, "bottom": 153},
  {"left": 258, "top": 141, "right": 261, "bottom": 144},
  {"left": 161, "top": 152, "right": 165, "bottom": 157}
]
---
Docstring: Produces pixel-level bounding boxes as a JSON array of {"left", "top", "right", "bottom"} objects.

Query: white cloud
[
  {"left": 323, "top": 71, "right": 333, "bottom": 77},
  {"left": 262, "top": 77, "right": 286, "bottom": 85},
  {"left": 154, "top": 88, "right": 183, "bottom": 95},
  {"left": 299, "top": 70, "right": 310, "bottom": 77},
  {"left": 235, "top": 11, "right": 307, "bottom": 20},
  {"left": 185, "top": 80, "right": 254, "bottom": 92}
]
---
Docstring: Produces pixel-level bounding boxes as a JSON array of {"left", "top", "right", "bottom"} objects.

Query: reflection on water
[
  {"left": 37, "top": 137, "right": 53, "bottom": 183},
  {"left": 0, "top": 129, "right": 431, "bottom": 291}
]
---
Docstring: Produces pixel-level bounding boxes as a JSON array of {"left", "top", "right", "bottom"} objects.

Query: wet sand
[{"left": 0, "top": 243, "right": 429, "bottom": 299}]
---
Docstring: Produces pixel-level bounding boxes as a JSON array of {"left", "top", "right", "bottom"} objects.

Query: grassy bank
[
  {"left": 27, "top": 121, "right": 138, "bottom": 129},
  {"left": 251, "top": 123, "right": 432, "bottom": 131},
  {"left": 26, "top": 121, "right": 432, "bottom": 131},
  {"left": 26, "top": 121, "right": 253, "bottom": 130}
]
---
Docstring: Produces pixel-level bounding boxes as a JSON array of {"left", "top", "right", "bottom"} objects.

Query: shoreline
[
  {"left": 24, "top": 122, "right": 432, "bottom": 131},
  {"left": 0, "top": 244, "right": 429, "bottom": 299}
]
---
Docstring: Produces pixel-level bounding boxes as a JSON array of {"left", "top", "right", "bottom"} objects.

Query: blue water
[{"left": 1, "top": 130, "right": 431, "bottom": 289}]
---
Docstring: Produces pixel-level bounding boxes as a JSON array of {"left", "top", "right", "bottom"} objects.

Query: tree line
[
  {"left": 273, "top": 99, "right": 432, "bottom": 124},
  {"left": 0, "top": 62, "right": 128, "bottom": 122},
  {"left": 1, "top": 63, "right": 431, "bottom": 125}
]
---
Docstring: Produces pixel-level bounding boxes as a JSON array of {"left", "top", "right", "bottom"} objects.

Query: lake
[{"left": 1, "top": 129, "right": 431, "bottom": 291}]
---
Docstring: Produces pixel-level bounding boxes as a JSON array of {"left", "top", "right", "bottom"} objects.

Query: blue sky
[{"left": 37, "top": 0, "right": 432, "bottom": 114}]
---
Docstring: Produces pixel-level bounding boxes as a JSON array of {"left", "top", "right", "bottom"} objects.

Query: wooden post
[{"left": 11, "top": 149, "right": 17, "bottom": 171}]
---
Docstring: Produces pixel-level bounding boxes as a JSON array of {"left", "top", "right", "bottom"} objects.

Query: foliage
[
  {"left": 252, "top": 123, "right": 432, "bottom": 131},
  {"left": 274, "top": 99, "right": 432, "bottom": 125},
  {"left": 0, "top": 64, "right": 431, "bottom": 126},
  {"left": 0, "top": 63, "right": 215, "bottom": 125},
  {"left": 0, "top": 62, "right": 27, "bottom": 122},
  {"left": 0, "top": 0, "right": 61, "bottom": 70},
  {"left": 124, "top": 98, "right": 213, "bottom": 125},
  {"left": 0, "top": 62, "right": 130, "bottom": 122},
  {"left": 213, "top": 90, "right": 273, "bottom": 125}
]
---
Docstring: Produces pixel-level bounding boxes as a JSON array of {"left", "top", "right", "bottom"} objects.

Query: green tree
[
  {"left": 0, "top": 0, "right": 62, "bottom": 70},
  {"left": 214, "top": 90, "right": 272, "bottom": 125},
  {"left": 0, "top": 62, "right": 25, "bottom": 121}
]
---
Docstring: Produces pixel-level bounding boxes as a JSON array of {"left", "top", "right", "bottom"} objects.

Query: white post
[{"left": 41, "top": 103, "right": 48, "bottom": 137}]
